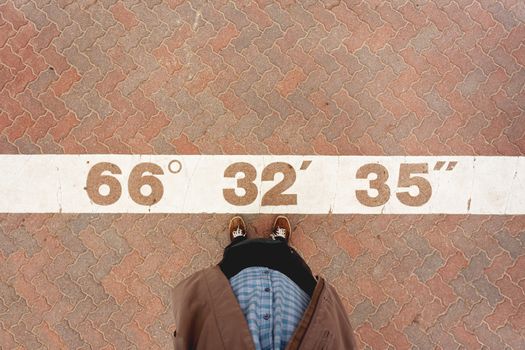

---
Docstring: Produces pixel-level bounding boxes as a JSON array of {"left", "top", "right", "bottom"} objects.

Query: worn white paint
[{"left": 0, "top": 155, "right": 523, "bottom": 214}]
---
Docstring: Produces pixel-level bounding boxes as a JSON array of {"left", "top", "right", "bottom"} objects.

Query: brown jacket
[{"left": 172, "top": 265, "right": 357, "bottom": 349}]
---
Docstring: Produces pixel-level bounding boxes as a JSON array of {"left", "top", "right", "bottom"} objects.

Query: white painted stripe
[{"left": 0, "top": 155, "right": 523, "bottom": 214}]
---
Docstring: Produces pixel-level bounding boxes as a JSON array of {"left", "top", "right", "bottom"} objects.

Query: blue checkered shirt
[{"left": 229, "top": 267, "right": 311, "bottom": 350}]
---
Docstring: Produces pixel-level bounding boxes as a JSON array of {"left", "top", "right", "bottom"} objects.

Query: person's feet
[
  {"left": 271, "top": 215, "right": 291, "bottom": 243},
  {"left": 229, "top": 216, "right": 247, "bottom": 243}
]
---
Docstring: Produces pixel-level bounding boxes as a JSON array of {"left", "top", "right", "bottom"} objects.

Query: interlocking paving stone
[{"left": 1, "top": 0, "right": 525, "bottom": 348}]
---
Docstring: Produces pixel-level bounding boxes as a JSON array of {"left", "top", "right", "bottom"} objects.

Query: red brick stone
[
  {"left": 420, "top": 298, "right": 446, "bottom": 329},
  {"left": 12, "top": 274, "right": 40, "bottom": 304},
  {"left": 334, "top": 227, "right": 363, "bottom": 259},
  {"left": 486, "top": 297, "right": 517, "bottom": 331},
  {"left": 108, "top": 45, "right": 137, "bottom": 75},
  {"left": 18, "top": 45, "right": 47, "bottom": 75},
  {"left": 101, "top": 274, "right": 129, "bottom": 305},
  {"left": 439, "top": 252, "right": 468, "bottom": 283},
  {"left": 40, "top": 45, "right": 70, "bottom": 74},
  {"left": 186, "top": 67, "right": 215, "bottom": 96},
  {"left": 112, "top": 251, "right": 144, "bottom": 282},
  {"left": 165, "top": 23, "right": 193, "bottom": 51},
  {"left": 156, "top": 45, "right": 183, "bottom": 73},
  {"left": 380, "top": 322, "right": 411, "bottom": 348},
  {"left": 110, "top": 2, "right": 139, "bottom": 31},
  {"left": 0, "top": 2, "right": 27, "bottom": 30},
  {"left": 356, "top": 133, "right": 384, "bottom": 155},
  {"left": 240, "top": 2, "right": 273, "bottom": 30},
  {"left": 96, "top": 69, "right": 126, "bottom": 97},
  {"left": 52, "top": 67, "right": 80, "bottom": 97},
  {"left": 392, "top": 298, "right": 421, "bottom": 330},
  {"left": 8, "top": 68, "right": 29, "bottom": 95},
  {"left": 357, "top": 276, "right": 388, "bottom": 306},
  {"left": 78, "top": 226, "right": 108, "bottom": 258},
  {"left": 219, "top": 89, "right": 250, "bottom": 119},
  {"left": 171, "top": 133, "right": 200, "bottom": 154},
  {"left": 76, "top": 321, "right": 107, "bottom": 349},
  {"left": 367, "top": 25, "right": 396, "bottom": 52},
  {"left": 262, "top": 133, "right": 291, "bottom": 154},
  {"left": 451, "top": 323, "right": 482, "bottom": 348},
  {"left": 71, "top": 114, "right": 104, "bottom": 142},
  {"left": 357, "top": 322, "right": 389, "bottom": 349},
  {"left": 103, "top": 135, "right": 132, "bottom": 153},
  {"left": 48, "top": 112, "right": 80, "bottom": 141},
  {"left": 217, "top": 134, "right": 246, "bottom": 154},
  {"left": 508, "top": 304, "right": 525, "bottom": 332},
  {"left": 466, "top": 1, "right": 496, "bottom": 30},
  {"left": 34, "top": 321, "right": 67, "bottom": 349},
  {"left": 485, "top": 252, "right": 514, "bottom": 283},
  {"left": 342, "top": 23, "right": 371, "bottom": 52},
  {"left": 507, "top": 255, "right": 525, "bottom": 284},
  {"left": 140, "top": 112, "right": 170, "bottom": 142},
  {"left": 0, "top": 21, "right": 15, "bottom": 48},
  {"left": 512, "top": 45, "right": 525, "bottom": 66},
  {"left": 127, "top": 134, "right": 154, "bottom": 153},
  {"left": 493, "top": 134, "right": 521, "bottom": 155},
  {"left": 427, "top": 274, "right": 457, "bottom": 306},
  {"left": 129, "top": 89, "right": 158, "bottom": 117},
  {"left": 209, "top": 23, "right": 239, "bottom": 53},
  {"left": 125, "top": 321, "right": 151, "bottom": 348},
  {"left": 33, "top": 227, "right": 64, "bottom": 258},
  {"left": 31, "top": 23, "right": 59, "bottom": 52},
  {"left": 276, "top": 67, "right": 307, "bottom": 97},
  {"left": 311, "top": 133, "right": 338, "bottom": 155},
  {"left": 59, "top": 133, "right": 87, "bottom": 153},
  {"left": 399, "top": 2, "right": 427, "bottom": 28},
  {"left": 26, "top": 112, "right": 57, "bottom": 142},
  {"left": 9, "top": 22, "right": 38, "bottom": 52},
  {"left": 5, "top": 112, "right": 34, "bottom": 142}
]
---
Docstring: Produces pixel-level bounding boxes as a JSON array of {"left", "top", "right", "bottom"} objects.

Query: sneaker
[
  {"left": 229, "top": 216, "right": 247, "bottom": 242},
  {"left": 271, "top": 215, "right": 291, "bottom": 243}
]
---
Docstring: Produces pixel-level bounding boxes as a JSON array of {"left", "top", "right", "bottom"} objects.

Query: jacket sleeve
[
  {"left": 322, "top": 283, "right": 358, "bottom": 349},
  {"left": 172, "top": 277, "right": 189, "bottom": 349},
  {"left": 172, "top": 273, "right": 210, "bottom": 349},
  {"left": 171, "top": 269, "right": 233, "bottom": 350},
  {"left": 290, "top": 279, "right": 357, "bottom": 350}
]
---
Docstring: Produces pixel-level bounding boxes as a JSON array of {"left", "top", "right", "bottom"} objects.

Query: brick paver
[{"left": 1, "top": 0, "right": 524, "bottom": 348}]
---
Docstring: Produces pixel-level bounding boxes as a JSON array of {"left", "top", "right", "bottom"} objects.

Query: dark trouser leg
[
  {"left": 219, "top": 239, "right": 317, "bottom": 296},
  {"left": 228, "top": 236, "right": 247, "bottom": 247}
]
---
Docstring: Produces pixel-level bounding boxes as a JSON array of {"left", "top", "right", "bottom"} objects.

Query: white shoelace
[
  {"left": 272, "top": 226, "right": 287, "bottom": 239},
  {"left": 232, "top": 227, "right": 245, "bottom": 238}
]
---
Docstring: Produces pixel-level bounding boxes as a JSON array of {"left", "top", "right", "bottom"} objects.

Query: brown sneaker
[
  {"left": 271, "top": 215, "right": 291, "bottom": 243},
  {"left": 229, "top": 216, "right": 247, "bottom": 242}
]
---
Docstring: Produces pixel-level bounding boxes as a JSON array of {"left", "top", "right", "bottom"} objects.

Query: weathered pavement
[{"left": 1, "top": 0, "right": 524, "bottom": 348}]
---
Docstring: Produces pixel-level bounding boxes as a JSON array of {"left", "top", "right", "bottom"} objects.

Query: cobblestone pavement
[{"left": 1, "top": 0, "right": 524, "bottom": 348}]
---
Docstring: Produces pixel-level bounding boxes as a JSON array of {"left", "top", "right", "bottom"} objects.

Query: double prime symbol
[{"left": 355, "top": 161, "right": 458, "bottom": 207}]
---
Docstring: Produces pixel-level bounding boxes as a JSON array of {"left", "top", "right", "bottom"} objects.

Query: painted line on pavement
[{"left": 0, "top": 155, "right": 523, "bottom": 214}]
